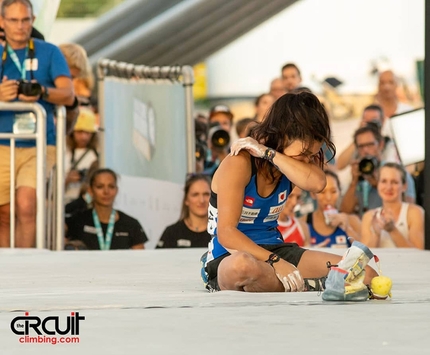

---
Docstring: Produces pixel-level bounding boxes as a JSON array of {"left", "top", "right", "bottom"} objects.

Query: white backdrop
[
  {"left": 32, "top": 0, "right": 61, "bottom": 39},
  {"left": 207, "top": 0, "right": 425, "bottom": 96}
]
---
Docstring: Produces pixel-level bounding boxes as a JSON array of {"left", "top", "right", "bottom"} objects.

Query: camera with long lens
[
  {"left": 17, "top": 80, "right": 42, "bottom": 96},
  {"left": 358, "top": 156, "right": 379, "bottom": 175},
  {"left": 208, "top": 124, "right": 230, "bottom": 149},
  {"left": 195, "top": 141, "right": 207, "bottom": 162}
]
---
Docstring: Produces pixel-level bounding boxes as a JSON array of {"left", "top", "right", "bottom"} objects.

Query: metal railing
[
  {"left": 46, "top": 106, "right": 66, "bottom": 251},
  {"left": 0, "top": 103, "right": 66, "bottom": 250}
]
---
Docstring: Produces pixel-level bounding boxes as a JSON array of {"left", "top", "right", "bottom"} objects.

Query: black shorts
[{"left": 205, "top": 243, "right": 306, "bottom": 291}]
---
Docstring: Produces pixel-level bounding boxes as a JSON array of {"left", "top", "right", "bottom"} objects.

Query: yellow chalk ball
[{"left": 370, "top": 276, "right": 392, "bottom": 299}]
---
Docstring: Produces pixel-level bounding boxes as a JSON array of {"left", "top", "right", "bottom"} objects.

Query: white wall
[{"left": 206, "top": 0, "right": 425, "bottom": 96}]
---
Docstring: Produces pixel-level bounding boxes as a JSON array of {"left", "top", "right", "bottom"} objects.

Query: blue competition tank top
[
  {"left": 307, "top": 213, "right": 351, "bottom": 248},
  {"left": 207, "top": 157, "right": 292, "bottom": 261}
]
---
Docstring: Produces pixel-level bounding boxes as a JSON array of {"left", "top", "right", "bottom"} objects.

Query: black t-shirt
[
  {"left": 66, "top": 209, "right": 148, "bottom": 250},
  {"left": 65, "top": 196, "right": 88, "bottom": 220},
  {"left": 156, "top": 220, "right": 211, "bottom": 248}
]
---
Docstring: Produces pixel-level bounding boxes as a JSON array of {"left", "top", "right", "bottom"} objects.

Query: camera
[
  {"left": 208, "top": 124, "right": 230, "bottom": 149},
  {"left": 358, "top": 156, "right": 379, "bottom": 175},
  {"left": 17, "top": 80, "right": 42, "bottom": 96},
  {"left": 78, "top": 169, "right": 88, "bottom": 181},
  {"left": 195, "top": 141, "right": 207, "bottom": 162}
]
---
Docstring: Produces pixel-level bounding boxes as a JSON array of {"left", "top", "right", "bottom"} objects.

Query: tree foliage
[{"left": 57, "top": 0, "right": 124, "bottom": 18}]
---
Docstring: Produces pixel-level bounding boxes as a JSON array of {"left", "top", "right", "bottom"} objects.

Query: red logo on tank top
[{"left": 244, "top": 196, "right": 255, "bottom": 206}]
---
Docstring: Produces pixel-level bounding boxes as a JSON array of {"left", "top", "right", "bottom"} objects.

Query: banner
[{"left": 103, "top": 78, "right": 188, "bottom": 248}]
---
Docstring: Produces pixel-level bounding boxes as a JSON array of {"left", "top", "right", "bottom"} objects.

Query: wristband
[{"left": 65, "top": 96, "right": 79, "bottom": 110}]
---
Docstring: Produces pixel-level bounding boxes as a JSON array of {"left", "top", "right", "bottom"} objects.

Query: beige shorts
[{"left": 0, "top": 145, "right": 56, "bottom": 205}]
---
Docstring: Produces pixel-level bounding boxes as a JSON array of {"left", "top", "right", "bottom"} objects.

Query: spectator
[
  {"left": 374, "top": 70, "right": 413, "bottom": 139},
  {"left": 0, "top": 0, "right": 44, "bottom": 44},
  {"left": 339, "top": 125, "right": 415, "bottom": 217},
  {"left": 208, "top": 104, "right": 233, "bottom": 133},
  {"left": 59, "top": 42, "right": 95, "bottom": 133},
  {"left": 277, "top": 186, "right": 310, "bottom": 247},
  {"left": 157, "top": 174, "right": 211, "bottom": 248},
  {"left": 336, "top": 104, "right": 399, "bottom": 171},
  {"left": 254, "top": 93, "right": 275, "bottom": 122},
  {"left": 65, "top": 160, "right": 99, "bottom": 220},
  {"left": 281, "top": 63, "right": 302, "bottom": 93},
  {"left": 361, "top": 163, "right": 424, "bottom": 249},
  {"left": 307, "top": 171, "right": 361, "bottom": 248},
  {"left": 65, "top": 107, "right": 99, "bottom": 204},
  {"left": 194, "top": 118, "right": 208, "bottom": 173},
  {"left": 200, "top": 91, "right": 377, "bottom": 297},
  {"left": 235, "top": 117, "right": 256, "bottom": 138},
  {"left": 0, "top": 0, "right": 74, "bottom": 247},
  {"left": 269, "top": 77, "right": 285, "bottom": 100},
  {"left": 66, "top": 168, "right": 148, "bottom": 250},
  {"left": 204, "top": 105, "right": 233, "bottom": 177},
  {"left": 59, "top": 43, "right": 94, "bottom": 107}
]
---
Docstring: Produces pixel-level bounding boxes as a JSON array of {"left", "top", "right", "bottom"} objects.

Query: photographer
[
  {"left": 339, "top": 125, "right": 415, "bottom": 217},
  {"left": 336, "top": 105, "right": 399, "bottom": 171},
  {"left": 203, "top": 122, "right": 230, "bottom": 177},
  {"left": 194, "top": 118, "right": 208, "bottom": 173},
  {"left": 65, "top": 108, "right": 99, "bottom": 204},
  {"left": 0, "top": 0, "right": 74, "bottom": 247}
]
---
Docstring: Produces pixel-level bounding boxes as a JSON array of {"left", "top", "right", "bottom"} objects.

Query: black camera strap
[{"left": 0, "top": 38, "right": 35, "bottom": 81}]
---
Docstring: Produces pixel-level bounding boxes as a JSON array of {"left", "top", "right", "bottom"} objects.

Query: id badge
[{"left": 13, "top": 113, "right": 36, "bottom": 134}]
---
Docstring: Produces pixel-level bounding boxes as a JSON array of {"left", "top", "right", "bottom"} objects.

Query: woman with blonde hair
[
  {"left": 361, "top": 162, "right": 424, "bottom": 249},
  {"left": 59, "top": 43, "right": 94, "bottom": 105}
]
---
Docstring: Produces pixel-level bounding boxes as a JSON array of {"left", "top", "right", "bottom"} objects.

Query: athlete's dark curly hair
[{"left": 250, "top": 91, "right": 335, "bottom": 182}]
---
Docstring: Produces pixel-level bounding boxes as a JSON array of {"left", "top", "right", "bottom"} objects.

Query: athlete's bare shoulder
[{"left": 212, "top": 150, "right": 252, "bottom": 193}]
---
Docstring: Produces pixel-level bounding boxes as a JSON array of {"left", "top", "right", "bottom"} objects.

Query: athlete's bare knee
[{"left": 218, "top": 252, "right": 259, "bottom": 290}]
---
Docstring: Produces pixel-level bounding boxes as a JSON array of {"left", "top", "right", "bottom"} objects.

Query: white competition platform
[{"left": 1, "top": 247, "right": 429, "bottom": 355}]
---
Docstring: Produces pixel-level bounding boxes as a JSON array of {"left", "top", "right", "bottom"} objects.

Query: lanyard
[
  {"left": 362, "top": 180, "right": 370, "bottom": 211},
  {"left": 0, "top": 39, "right": 35, "bottom": 81},
  {"left": 7, "top": 45, "right": 28, "bottom": 80},
  {"left": 92, "top": 208, "right": 116, "bottom": 251}
]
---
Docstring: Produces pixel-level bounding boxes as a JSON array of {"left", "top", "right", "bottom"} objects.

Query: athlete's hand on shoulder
[
  {"left": 0, "top": 76, "right": 18, "bottom": 102},
  {"left": 230, "top": 137, "right": 267, "bottom": 158},
  {"left": 272, "top": 259, "right": 304, "bottom": 292}
]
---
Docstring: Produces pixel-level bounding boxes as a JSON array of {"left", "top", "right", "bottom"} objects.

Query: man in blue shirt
[{"left": 0, "top": 0, "right": 74, "bottom": 247}]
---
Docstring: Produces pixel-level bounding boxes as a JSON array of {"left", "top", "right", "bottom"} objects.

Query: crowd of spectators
[{"left": 0, "top": 0, "right": 424, "bottom": 251}]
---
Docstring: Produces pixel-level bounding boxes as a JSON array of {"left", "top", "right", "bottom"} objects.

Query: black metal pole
[{"left": 424, "top": 0, "right": 430, "bottom": 250}]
